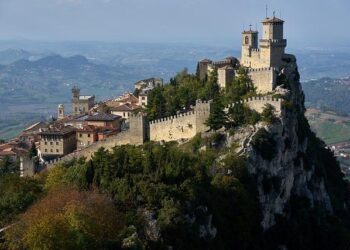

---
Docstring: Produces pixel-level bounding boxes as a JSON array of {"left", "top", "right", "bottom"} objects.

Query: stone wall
[
  {"left": 46, "top": 114, "right": 147, "bottom": 168},
  {"left": 226, "top": 97, "right": 282, "bottom": 115},
  {"left": 247, "top": 67, "right": 277, "bottom": 94},
  {"left": 149, "top": 100, "right": 211, "bottom": 142}
]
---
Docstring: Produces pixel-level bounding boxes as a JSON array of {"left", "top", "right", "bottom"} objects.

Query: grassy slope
[{"left": 306, "top": 109, "right": 350, "bottom": 144}]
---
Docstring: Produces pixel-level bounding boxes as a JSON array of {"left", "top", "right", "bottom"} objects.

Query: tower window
[{"left": 245, "top": 36, "right": 249, "bottom": 45}]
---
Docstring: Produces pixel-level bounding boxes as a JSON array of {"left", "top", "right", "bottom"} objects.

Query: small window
[
  {"left": 245, "top": 36, "right": 249, "bottom": 45},
  {"left": 56, "top": 142, "right": 59, "bottom": 145},
  {"left": 56, "top": 149, "right": 59, "bottom": 153},
  {"left": 142, "top": 97, "right": 146, "bottom": 100},
  {"left": 50, "top": 149, "right": 53, "bottom": 153},
  {"left": 50, "top": 142, "right": 53, "bottom": 145},
  {"left": 45, "top": 149, "right": 47, "bottom": 152},
  {"left": 88, "top": 134, "right": 91, "bottom": 138},
  {"left": 79, "top": 133, "right": 82, "bottom": 138},
  {"left": 45, "top": 142, "right": 47, "bottom": 145}
]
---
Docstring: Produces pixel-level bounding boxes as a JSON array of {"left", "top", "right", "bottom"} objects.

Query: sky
[{"left": 0, "top": 0, "right": 348, "bottom": 48}]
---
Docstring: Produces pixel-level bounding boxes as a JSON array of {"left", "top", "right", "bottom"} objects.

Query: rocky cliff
[{"left": 228, "top": 56, "right": 349, "bottom": 237}]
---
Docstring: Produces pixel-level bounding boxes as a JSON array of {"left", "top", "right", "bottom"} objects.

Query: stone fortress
[{"left": 45, "top": 14, "right": 289, "bottom": 166}]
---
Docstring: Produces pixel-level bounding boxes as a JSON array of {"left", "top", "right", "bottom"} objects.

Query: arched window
[{"left": 245, "top": 36, "right": 249, "bottom": 45}]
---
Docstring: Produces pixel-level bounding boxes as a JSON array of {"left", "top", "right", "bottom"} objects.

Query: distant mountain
[
  {"left": 0, "top": 49, "right": 50, "bottom": 65},
  {"left": 0, "top": 54, "right": 141, "bottom": 107},
  {"left": 0, "top": 54, "right": 147, "bottom": 139},
  {"left": 302, "top": 77, "right": 350, "bottom": 116}
]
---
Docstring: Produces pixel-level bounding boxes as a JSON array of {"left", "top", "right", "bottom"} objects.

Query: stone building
[
  {"left": 39, "top": 127, "right": 76, "bottom": 159},
  {"left": 134, "top": 78, "right": 163, "bottom": 90},
  {"left": 197, "top": 57, "right": 239, "bottom": 82},
  {"left": 241, "top": 15, "right": 287, "bottom": 69},
  {"left": 85, "top": 113, "right": 122, "bottom": 130},
  {"left": 218, "top": 66, "right": 235, "bottom": 89},
  {"left": 71, "top": 87, "right": 95, "bottom": 116},
  {"left": 110, "top": 103, "right": 139, "bottom": 119},
  {"left": 58, "top": 104, "right": 65, "bottom": 120}
]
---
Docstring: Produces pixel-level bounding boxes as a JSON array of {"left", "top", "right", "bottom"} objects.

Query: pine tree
[{"left": 205, "top": 98, "right": 227, "bottom": 131}]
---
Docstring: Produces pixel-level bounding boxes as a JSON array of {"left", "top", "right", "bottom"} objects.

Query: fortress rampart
[
  {"left": 247, "top": 67, "right": 277, "bottom": 93},
  {"left": 150, "top": 100, "right": 211, "bottom": 142},
  {"left": 46, "top": 97, "right": 281, "bottom": 168},
  {"left": 225, "top": 97, "right": 282, "bottom": 114}
]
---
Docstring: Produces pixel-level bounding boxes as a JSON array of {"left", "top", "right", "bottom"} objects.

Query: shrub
[
  {"left": 251, "top": 128, "right": 277, "bottom": 160},
  {"left": 261, "top": 104, "right": 277, "bottom": 123}
]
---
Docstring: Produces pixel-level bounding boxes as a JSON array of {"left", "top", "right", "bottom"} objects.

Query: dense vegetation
[
  {"left": 1, "top": 139, "right": 261, "bottom": 249},
  {"left": 1, "top": 68, "right": 350, "bottom": 250}
]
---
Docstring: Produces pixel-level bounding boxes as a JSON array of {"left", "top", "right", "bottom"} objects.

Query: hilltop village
[
  {"left": 2, "top": 15, "right": 291, "bottom": 176},
  {"left": 3, "top": 13, "right": 350, "bottom": 250}
]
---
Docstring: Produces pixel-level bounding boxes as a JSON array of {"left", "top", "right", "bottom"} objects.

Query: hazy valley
[{"left": 1, "top": 42, "right": 350, "bottom": 140}]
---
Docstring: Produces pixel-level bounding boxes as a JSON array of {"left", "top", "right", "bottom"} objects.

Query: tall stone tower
[
  {"left": 240, "top": 15, "right": 287, "bottom": 69},
  {"left": 259, "top": 15, "right": 287, "bottom": 68},
  {"left": 241, "top": 28, "right": 259, "bottom": 67},
  {"left": 57, "top": 104, "right": 65, "bottom": 120},
  {"left": 72, "top": 86, "right": 80, "bottom": 100}
]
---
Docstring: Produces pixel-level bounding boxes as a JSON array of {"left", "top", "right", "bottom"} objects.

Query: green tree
[
  {"left": 225, "top": 67, "right": 255, "bottom": 103},
  {"left": 28, "top": 142, "right": 38, "bottom": 158},
  {"left": 206, "top": 98, "right": 227, "bottom": 131},
  {"left": 0, "top": 157, "right": 19, "bottom": 176},
  {"left": 261, "top": 104, "right": 277, "bottom": 123}
]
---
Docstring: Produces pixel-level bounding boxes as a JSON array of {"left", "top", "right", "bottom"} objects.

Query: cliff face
[{"left": 234, "top": 57, "right": 337, "bottom": 230}]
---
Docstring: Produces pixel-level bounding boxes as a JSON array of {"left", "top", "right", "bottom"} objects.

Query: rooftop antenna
[
  {"left": 249, "top": 24, "right": 252, "bottom": 31},
  {"left": 265, "top": 4, "right": 268, "bottom": 18},
  {"left": 273, "top": 10, "right": 276, "bottom": 18}
]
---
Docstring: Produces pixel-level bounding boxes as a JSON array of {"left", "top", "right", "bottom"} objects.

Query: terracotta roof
[
  {"left": 262, "top": 17, "right": 284, "bottom": 24},
  {"left": 39, "top": 126, "right": 76, "bottom": 136},
  {"left": 85, "top": 113, "right": 121, "bottom": 122},
  {"left": 23, "top": 122, "right": 46, "bottom": 132},
  {"left": 110, "top": 103, "right": 138, "bottom": 112},
  {"left": 76, "top": 125, "right": 96, "bottom": 133}
]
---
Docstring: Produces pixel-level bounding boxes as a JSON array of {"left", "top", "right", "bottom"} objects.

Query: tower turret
[
  {"left": 259, "top": 15, "right": 287, "bottom": 67},
  {"left": 58, "top": 104, "right": 65, "bottom": 120},
  {"left": 241, "top": 27, "right": 259, "bottom": 67},
  {"left": 72, "top": 86, "right": 80, "bottom": 100}
]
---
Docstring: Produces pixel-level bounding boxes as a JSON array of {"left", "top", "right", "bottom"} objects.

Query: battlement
[
  {"left": 251, "top": 48, "right": 260, "bottom": 53},
  {"left": 225, "top": 97, "right": 282, "bottom": 114},
  {"left": 246, "top": 67, "right": 276, "bottom": 73},
  {"left": 150, "top": 111, "right": 196, "bottom": 125},
  {"left": 149, "top": 100, "right": 211, "bottom": 142}
]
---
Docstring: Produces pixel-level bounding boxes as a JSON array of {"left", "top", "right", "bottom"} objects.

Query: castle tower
[
  {"left": 72, "top": 86, "right": 80, "bottom": 100},
  {"left": 259, "top": 15, "right": 287, "bottom": 67},
  {"left": 58, "top": 104, "right": 65, "bottom": 120},
  {"left": 241, "top": 27, "right": 259, "bottom": 67}
]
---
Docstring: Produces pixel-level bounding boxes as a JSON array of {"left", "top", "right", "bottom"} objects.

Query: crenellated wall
[
  {"left": 46, "top": 97, "right": 282, "bottom": 168},
  {"left": 149, "top": 100, "right": 211, "bottom": 142},
  {"left": 225, "top": 97, "right": 282, "bottom": 115}
]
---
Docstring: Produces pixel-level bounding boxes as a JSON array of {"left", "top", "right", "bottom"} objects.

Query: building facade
[
  {"left": 39, "top": 127, "right": 76, "bottom": 158},
  {"left": 71, "top": 87, "right": 95, "bottom": 116},
  {"left": 241, "top": 16, "right": 287, "bottom": 69}
]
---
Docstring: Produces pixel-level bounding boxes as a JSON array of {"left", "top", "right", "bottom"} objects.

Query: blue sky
[{"left": 0, "top": 0, "right": 348, "bottom": 48}]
